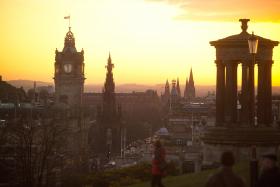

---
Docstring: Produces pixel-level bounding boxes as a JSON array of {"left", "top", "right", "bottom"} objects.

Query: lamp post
[
  {"left": 248, "top": 32, "right": 258, "bottom": 126},
  {"left": 248, "top": 32, "right": 259, "bottom": 187},
  {"left": 248, "top": 32, "right": 259, "bottom": 55}
]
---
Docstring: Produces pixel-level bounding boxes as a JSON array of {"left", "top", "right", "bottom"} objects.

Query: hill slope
[{"left": 127, "top": 162, "right": 249, "bottom": 187}]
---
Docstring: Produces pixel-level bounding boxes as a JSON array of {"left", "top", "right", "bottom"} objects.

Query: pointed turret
[
  {"left": 176, "top": 78, "right": 181, "bottom": 97},
  {"left": 189, "top": 68, "right": 194, "bottom": 86},
  {"left": 164, "top": 79, "right": 170, "bottom": 97},
  {"left": 184, "top": 77, "right": 189, "bottom": 98},
  {"left": 188, "top": 68, "right": 196, "bottom": 100}
]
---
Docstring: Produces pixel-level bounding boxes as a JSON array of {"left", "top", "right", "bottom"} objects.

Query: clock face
[{"left": 64, "top": 64, "right": 72, "bottom": 73}]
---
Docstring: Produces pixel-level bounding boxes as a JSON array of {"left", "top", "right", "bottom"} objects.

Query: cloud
[{"left": 146, "top": 0, "right": 280, "bottom": 22}]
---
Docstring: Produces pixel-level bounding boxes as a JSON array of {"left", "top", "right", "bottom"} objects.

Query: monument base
[{"left": 202, "top": 126, "right": 280, "bottom": 164}]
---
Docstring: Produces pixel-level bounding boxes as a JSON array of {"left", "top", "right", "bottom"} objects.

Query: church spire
[
  {"left": 176, "top": 77, "right": 181, "bottom": 97},
  {"left": 164, "top": 79, "right": 170, "bottom": 97},
  {"left": 189, "top": 68, "right": 194, "bottom": 86},
  {"left": 184, "top": 77, "right": 189, "bottom": 98},
  {"left": 188, "top": 68, "right": 196, "bottom": 100}
]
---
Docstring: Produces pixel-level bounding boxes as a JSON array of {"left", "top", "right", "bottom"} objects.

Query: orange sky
[{"left": 1, "top": 0, "right": 280, "bottom": 86}]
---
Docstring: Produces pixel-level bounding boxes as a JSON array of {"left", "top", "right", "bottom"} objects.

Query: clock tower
[{"left": 54, "top": 27, "right": 85, "bottom": 107}]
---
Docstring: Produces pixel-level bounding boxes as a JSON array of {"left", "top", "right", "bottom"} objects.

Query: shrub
[{"left": 86, "top": 162, "right": 151, "bottom": 187}]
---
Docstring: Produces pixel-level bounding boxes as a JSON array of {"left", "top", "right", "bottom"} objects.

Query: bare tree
[{"left": 5, "top": 117, "right": 68, "bottom": 187}]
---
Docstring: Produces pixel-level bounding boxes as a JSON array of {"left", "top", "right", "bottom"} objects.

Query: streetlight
[
  {"left": 248, "top": 32, "right": 259, "bottom": 55},
  {"left": 248, "top": 32, "right": 259, "bottom": 187},
  {"left": 248, "top": 32, "right": 259, "bottom": 125}
]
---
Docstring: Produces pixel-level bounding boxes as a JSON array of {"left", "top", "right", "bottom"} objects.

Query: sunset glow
[{"left": 1, "top": 0, "right": 280, "bottom": 86}]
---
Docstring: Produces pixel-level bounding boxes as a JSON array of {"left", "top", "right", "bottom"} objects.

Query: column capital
[
  {"left": 225, "top": 61, "right": 239, "bottom": 67},
  {"left": 258, "top": 60, "right": 274, "bottom": 66},
  {"left": 215, "top": 60, "right": 223, "bottom": 65},
  {"left": 242, "top": 60, "right": 256, "bottom": 66}
]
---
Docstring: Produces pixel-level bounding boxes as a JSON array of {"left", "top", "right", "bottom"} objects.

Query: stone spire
[
  {"left": 184, "top": 77, "right": 189, "bottom": 98},
  {"left": 189, "top": 68, "right": 194, "bottom": 87},
  {"left": 164, "top": 79, "right": 170, "bottom": 97},
  {"left": 103, "top": 52, "right": 116, "bottom": 118},
  {"left": 188, "top": 68, "right": 196, "bottom": 100},
  {"left": 176, "top": 78, "right": 181, "bottom": 97}
]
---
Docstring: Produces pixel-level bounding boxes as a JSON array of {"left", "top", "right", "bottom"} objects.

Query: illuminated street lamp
[
  {"left": 248, "top": 32, "right": 259, "bottom": 55},
  {"left": 248, "top": 32, "right": 259, "bottom": 187}
]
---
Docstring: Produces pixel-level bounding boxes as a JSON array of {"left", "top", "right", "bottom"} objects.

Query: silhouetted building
[
  {"left": 184, "top": 68, "right": 196, "bottom": 101},
  {"left": 0, "top": 76, "right": 27, "bottom": 103},
  {"left": 54, "top": 27, "right": 85, "bottom": 108},
  {"left": 52, "top": 26, "right": 90, "bottom": 174}
]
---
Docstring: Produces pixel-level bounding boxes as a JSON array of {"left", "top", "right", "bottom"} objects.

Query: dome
[{"left": 156, "top": 127, "right": 170, "bottom": 136}]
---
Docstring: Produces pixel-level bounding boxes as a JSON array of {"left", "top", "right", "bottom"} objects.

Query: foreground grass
[{"left": 127, "top": 162, "right": 250, "bottom": 187}]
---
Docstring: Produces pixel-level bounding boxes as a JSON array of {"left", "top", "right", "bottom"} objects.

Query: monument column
[
  {"left": 216, "top": 60, "right": 225, "bottom": 126},
  {"left": 241, "top": 63, "right": 249, "bottom": 124},
  {"left": 258, "top": 61, "right": 273, "bottom": 125},
  {"left": 225, "top": 62, "right": 238, "bottom": 123},
  {"left": 266, "top": 62, "right": 273, "bottom": 125},
  {"left": 248, "top": 61, "right": 255, "bottom": 126},
  {"left": 257, "top": 62, "right": 265, "bottom": 125}
]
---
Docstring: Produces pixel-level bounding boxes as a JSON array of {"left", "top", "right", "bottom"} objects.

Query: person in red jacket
[{"left": 151, "top": 140, "right": 166, "bottom": 187}]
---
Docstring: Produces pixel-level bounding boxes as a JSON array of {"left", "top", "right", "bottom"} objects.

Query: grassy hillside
[{"left": 127, "top": 162, "right": 250, "bottom": 187}]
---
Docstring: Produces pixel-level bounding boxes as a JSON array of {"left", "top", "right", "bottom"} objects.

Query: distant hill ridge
[{"left": 6, "top": 79, "right": 280, "bottom": 97}]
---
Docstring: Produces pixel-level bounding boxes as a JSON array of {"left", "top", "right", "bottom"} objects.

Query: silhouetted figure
[
  {"left": 257, "top": 154, "right": 280, "bottom": 187},
  {"left": 151, "top": 140, "right": 166, "bottom": 187},
  {"left": 205, "top": 151, "right": 245, "bottom": 187}
]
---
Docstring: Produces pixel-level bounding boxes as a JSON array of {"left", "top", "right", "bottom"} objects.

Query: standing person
[
  {"left": 257, "top": 153, "right": 280, "bottom": 187},
  {"left": 205, "top": 151, "right": 245, "bottom": 187},
  {"left": 151, "top": 140, "right": 166, "bottom": 187}
]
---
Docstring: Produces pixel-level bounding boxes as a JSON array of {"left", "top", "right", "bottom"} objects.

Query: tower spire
[
  {"left": 189, "top": 68, "right": 194, "bottom": 85},
  {"left": 108, "top": 52, "right": 112, "bottom": 63},
  {"left": 188, "top": 68, "right": 196, "bottom": 100},
  {"left": 103, "top": 52, "right": 116, "bottom": 117},
  {"left": 184, "top": 77, "right": 189, "bottom": 98},
  {"left": 176, "top": 77, "right": 181, "bottom": 97},
  {"left": 164, "top": 79, "right": 170, "bottom": 97}
]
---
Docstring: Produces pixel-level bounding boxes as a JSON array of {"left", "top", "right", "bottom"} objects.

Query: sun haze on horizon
[{"left": 1, "top": 0, "right": 280, "bottom": 86}]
